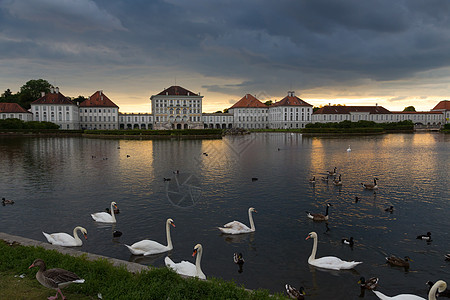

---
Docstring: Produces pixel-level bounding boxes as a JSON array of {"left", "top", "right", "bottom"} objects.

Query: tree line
[{"left": 0, "top": 79, "right": 86, "bottom": 110}]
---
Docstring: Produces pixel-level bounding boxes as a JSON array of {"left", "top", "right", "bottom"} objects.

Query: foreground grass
[{"left": 0, "top": 240, "right": 285, "bottom": 300}]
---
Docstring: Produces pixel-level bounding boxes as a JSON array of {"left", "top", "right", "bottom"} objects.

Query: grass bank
[{"left": 0, "top": 240, "right": 285, "bottom": 300}]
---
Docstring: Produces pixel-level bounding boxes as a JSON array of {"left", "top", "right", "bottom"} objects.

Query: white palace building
[{"left": 2, "top": 85, "right": 449, "bottom": 129}]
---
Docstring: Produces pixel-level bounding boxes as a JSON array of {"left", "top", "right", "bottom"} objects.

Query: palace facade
[{"left": 3, "top": 85, "right": 449, "bottom": 129}]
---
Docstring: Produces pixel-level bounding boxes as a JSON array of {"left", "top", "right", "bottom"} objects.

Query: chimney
[
  {"left": 41, "top": 92, "right": 45, "bottom": 97},
  {"left": 55, "top": 87, "right": 59, "bottom": 93},
  {"left": 376, "top": 103, "right": 378, "bottom": 106},
  {"left": 188, "top": 92, "right": 190, "bottom": 96},
  {"left": 246, "top": 94, "right": 248, "bottom": 99},
  {"left": 50, "top": 87, "right": 54, "bottom": 93}
]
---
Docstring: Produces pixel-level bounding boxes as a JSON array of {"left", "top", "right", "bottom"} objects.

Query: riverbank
[{"left": 0, "top": 232, "right": 284, "bottom": 300}]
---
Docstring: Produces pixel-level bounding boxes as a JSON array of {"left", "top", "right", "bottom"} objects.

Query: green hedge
[
  {"left": 302, "top": 127, "right": 385, "bottom": 134},
  {"left": 0, "top": 118, "right": 59, "bottom": 130}
]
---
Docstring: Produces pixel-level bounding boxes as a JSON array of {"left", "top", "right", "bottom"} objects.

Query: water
[{"left": 0, "top": 133, "right": 449, "bottom": 299}]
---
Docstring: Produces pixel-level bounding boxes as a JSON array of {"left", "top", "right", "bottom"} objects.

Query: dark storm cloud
[{"left": 2, "top": 0, "right": 450, "bottom": 98}]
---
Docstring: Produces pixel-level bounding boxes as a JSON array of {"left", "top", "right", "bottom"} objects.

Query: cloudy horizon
[{"left": 1, "top": 0, "right": 450, "bottom": 113}]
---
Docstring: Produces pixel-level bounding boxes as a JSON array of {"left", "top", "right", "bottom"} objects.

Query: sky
[{"left": 1, "top": 0, "right": 450, "bottom": 113}]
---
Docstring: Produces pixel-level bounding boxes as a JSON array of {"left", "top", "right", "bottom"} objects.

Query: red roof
[
  {"left": 80, "top": 91, "right": 118, "bottom": 108},
  {"left": 432, "top": 100, "right": 450, "bottom": 111},
  {"left": 0, "top": 103, "right": 31, "bottom": 114},
  {"left": 157, "top": 86, "right": 198, "bottom": 96},
  {"left": 390, "top": 111, "right": 442, "bottom": 114},
  {"left": 32, "top": 91, "right": 74, "bottom": 105},
  {"left": 229, "top": 94, "right": 267, "bottom": 109},
  {"left": 314, "top": 105, "right": 391, "bottom": 114},
  {"left": 272, "top": 92, "right": 312, "bottom": 107}
]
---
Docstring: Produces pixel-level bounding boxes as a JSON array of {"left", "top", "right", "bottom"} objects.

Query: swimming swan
[
  {"left": 218, "top": 207, "right": 257, "bottom": 234},
  {"left": 165, "top": 243, "right": 206, "bottom": 279},
  {"left": 91, "top": 201, "right": 118, "bottom": 223},
  {"left": 373, "top": 280, "right": 447, "bottom": 300},
  {"left": 125, "top": 218, "right": 175, "bottom": 255}
]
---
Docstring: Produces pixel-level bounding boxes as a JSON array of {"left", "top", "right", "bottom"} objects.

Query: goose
[
  {"left": 233, "top": 253, "right": 244, "bottom": 265},
  {"left": 427, "top": 281, "right": 450, "bottom": 298},
  {"left": 327, "top": 167, "right": 337, "bottom": 176},
  {"left": 309, "top": 176, "right": 316, "bottom": 184},
  {"left": 218, "top": 207, "right": 257, "bottom": 234},
  {"left": 342, "top": 237, "right": 354, "bottom": 247},
  {"left": 105, "top": 207, "right": 120, "bottom": 214},
  {"left": 321, "top": 176, "right": 329, "bottom": 182},
  {"left": 42, "top": 226, "right": 87, "bottom": 247},
  {"left": 361, "top": 178, "right": 378, "bottom": 190},
  {"left": 347, "top": 145, "right": 351, "bottom": 152},
  {"left": 306, "top": 203, "right": 332, "bottom": 221},
  {"left": 113, "top": 230, "right": 122, "bottom": 237},
  {"left": 333, "top": 174, "right": 342, "bottom": 186},
  {"left": 91, "top": 201, "right": 118, "bottom": 223},
  {"left": 358, "top": 277, "right": 379, "bottom": 290},
  {"left": 173, "top": 170, "right": 180, "bottom": 174},
  {"left": 28, "top": 259, "right": 85, "bottom": 300},
  {"left": 2, "top": 197, "right": 14, "bottom": 205},
  {"left": 373, "top": 280, "right": 447, "bottom": 300},
  {"left": 285, "top": 284, "right": 306, "bottom": 299},
  {"left": 385, "top": 206, "right": 394, "bottom": 213},
  {"left": 125, "top": 218, "right": 175, "bottom": 255},
  {"left": 306, "top": 231, "right": 362, "bottom": 270},
  {"left": 416, "top": 232, "right": 431, "bottom": 241},
  {"left": 386, "top": 255, "right": 412, "bottom": 268},
  {"left": 165, "top": 243, "right": 206, "bottom": 279}
]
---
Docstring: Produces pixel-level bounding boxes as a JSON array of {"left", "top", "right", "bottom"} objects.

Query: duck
[
  {"left": 2, "top": 197, "right": 14, "bottom": 205},
  {"left": 309, "top": 176, "right": 316, "bottom": 184},
  {"left": 285, "top": 284, "right": 306, "bottom": 299},
  {"left": 385, "top": 255, "right": 412, "bottom": 268},
  {"left": 163, "top": 178, "right": 171, "bottom": 182},
  {"left": 361, "top": 178, "right": 378, "bottom": 190},
  {"left": 333, "top": 174, "right": 342, "bottom": 186},
  {"left": 202, "top": 152, "right": 208, "bottom": 156},
  {"left": 416, "top": 232, "right": 431, "bottom": 241},
  {"left": 113, "top": 230, "right": 122, "bottom": 237},
  {"left": 165, "top": 243, "right": 206, "bottom": 279},
  {"left": 125, "top": 218, "right": 175, "bottom": 255},
  {"left": 306, "top": 203, "right": 332, "bottom": 221},
  {"left": 427, "top": 280, "right": 450, "bottom": 298},
  {"left": 373, "top": 280, "right": 447, "bottom": 300},
  {"left": 446, "top": 254, "right": 450, "bottom": 261},
  {"left": 105, "top": 207, "right": 120, "bottom": 214},
  {"left": 347, "top": 145, "right": 352, "bottom": 152},
  {"left": 233, "top": 253, "right": 244, "bottom": 265},
  {"left": 327, "top": 167, "right": 337, "bottom": 176},
  {"left": 251, "top": 177, "right": 258, "bottom": 182},
  {"left": 385, "top": 206, "right": 394, "bottom": 213},
  {"left": 355, "top": 196, "right": 360, "bottom": 203},
  {"left": 28, "top": 259, "right": 85, "bottom": 300},
  {"left": 42, "top": 226, "right": 87, "bottom": 247},
  {"left": 173, "top": 170, "right": 180, "bottom": 174},
  {"left": 321, "top": 176, "right": 329, "bottom": 182},
  {"left": 358, "top": 276, "right": 379, "bottom": 290},
  {"left": 218, "top": 207, "right": 257, "bottom": 234},
  {"left": 126, "top": 154, "right": 130, "bottom": 158},
  {"left": 306, "top": 231, "right": 362, "bottom": 270},
  {"left": 91, "top": 201, "right": 118, "bottom": 223},
  {"left": 342, "top": 237, "right": 354, "bottom": 247}
]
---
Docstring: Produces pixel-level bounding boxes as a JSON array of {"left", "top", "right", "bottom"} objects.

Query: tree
[
  {"left": 223, "top": 108, "right": 229, "bottom": 113},
  {"left": 0, "top": 89, "right": 19, "bottom": 103},
  {"left": 264, "top": 100, "right": 272, "bottom": 106},
  {"left": 19, "top": 79, "right": 53, "bottom": 109},
  {"left": 214, "top": 110, "right": 222, "bottom": 113},
  {"left": 70, "top": 96, "right": 87, "bottom": 104},
  {"left": 403, "top": 106, "right": 416, "bottom": 112}
]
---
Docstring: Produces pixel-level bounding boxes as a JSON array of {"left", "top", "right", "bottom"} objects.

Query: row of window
[
  {"left": 34, "top": 106, "right": 71, "bottom": 111},
  {"left": 80, "top": 108, "right": 116, "bottom": 113},
  {"left": 81, "top": 116, "right": 116, "bottom": 122}
]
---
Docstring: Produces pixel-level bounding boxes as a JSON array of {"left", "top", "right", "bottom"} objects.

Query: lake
[{"left": 0, "top": 133, "right": 449, "bottom": 299}]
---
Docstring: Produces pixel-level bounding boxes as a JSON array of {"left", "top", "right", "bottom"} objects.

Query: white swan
[
  {"left": 165, "top": 243, "right": 206, "bottom": 279},
  {"left": 373, "top": 280, "right": 447, "bottom": 300},
  {"left": 91, "top": 201, "right": 118, "bottom": 223},
  {"left": 306, "top": 231, "right": 362, "bottom": 270},
  {"left": 42, "top": 226, "right": 87, "bottom": 247},
  {"left": 347, "top": 145, "right": 351, "bottom": 152},
  {"left": 218, "top": 207, "right": 257, "bottom": 234},
  {"left": 125, "top": 218, "right": 175, "bottom": 255}
]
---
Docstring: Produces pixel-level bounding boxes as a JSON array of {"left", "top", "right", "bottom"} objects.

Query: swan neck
[
  {"left": 429, "top": 281, "right": 446, "bottom": 300},
  {"left": 309, "top": 236, "right": 317, "bottom": 262},
  {"left": 248, "top": 209, "right": 255, "bottom": 231},
  {"left": 110, "top": 202, "right": 116, "bottom": 222},
  {"left": 325, "top": 206, "right": 329, "bottom": 216},
  {"left": 195, "top": 247, "right": 204, "bottom": 277},
  {"left": 73, "top": 227, "right": 81, "bottom": 243},
  {"left": 166, "top": 221, "right": 172, "bottom": 249}
]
